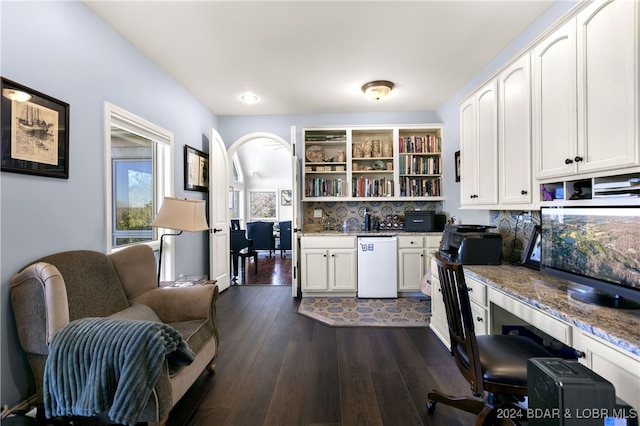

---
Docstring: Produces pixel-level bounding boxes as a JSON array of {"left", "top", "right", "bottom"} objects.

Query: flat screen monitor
[{"left": 540, "top": 206, "right": 640, "bottom": 309}]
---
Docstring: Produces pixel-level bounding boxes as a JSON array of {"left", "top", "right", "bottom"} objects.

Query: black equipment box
[
  {"left": 439, "top": 224, "right": 503, "bottom": 265},
  {"left": 528, "top": 357, "right": 622, "bottom": 426}
]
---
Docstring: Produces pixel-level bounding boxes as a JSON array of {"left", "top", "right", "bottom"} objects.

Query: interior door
[
  {"left": 209, "top": 128, "right": 230, "bottom": 292},
  {"left": 290, "top": 125, "right": 300, "bottom": 297}
]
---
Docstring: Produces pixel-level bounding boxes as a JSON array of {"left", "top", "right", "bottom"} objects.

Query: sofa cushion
[
  {"left": 109, "top": 303, "right": 161, "bottom": 322},
  {"left": 167, "top": 319, "right": 214, "bottom": 376}
]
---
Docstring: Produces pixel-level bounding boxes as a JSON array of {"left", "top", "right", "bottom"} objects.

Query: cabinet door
[
  {"left": 533, "top": 21, "right": 577, "bottom": 179},
  {"left": 429, "top": 276, "right": 451, "bottom": 348},
  {"left": 577, "top": 331, "right": 640, "bottom": 411},
  {"left": 577, "top": 0, "right": 639, "bottom": 174},
  {"left": 475, "top": 80, "right": 499, "bottom": 206},
  {"left": 329, "top": 249, "right": 357, "bottom": 291},
  {"left": 300, "top": 249, "right": 328, "bottom": 291},
  {"left": 398, "top": 248, "right": 425, "bottom": 291},
  {"left": 499, "top": 54, "right": 532, "bottom": 206},
  {"left": 460, "top": 97, "right": 477, "bottom": 206}
]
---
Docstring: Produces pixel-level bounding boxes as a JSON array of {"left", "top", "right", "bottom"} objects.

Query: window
[
  {"left": 105, "top": 103, "right": 174, "bottom": 256},
  {"left": 249, "top": 190, "right": 277, "bottom": 220},
  {"left": 230, "top": 155, "right": 244, "bottom": 222}
]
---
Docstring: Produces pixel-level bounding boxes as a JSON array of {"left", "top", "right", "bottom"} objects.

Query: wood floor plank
[
  {"left": 371, "top": 371, "right": 423, "bottom": 426},
  {"left": 303, "top": 323, "right": 341, "bottom": 425},
  {"left": 336, "top": 329, "right": 384, "bottom": 426}
]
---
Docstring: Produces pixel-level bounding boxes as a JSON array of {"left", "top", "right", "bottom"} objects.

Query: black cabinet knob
[
  {"left": 521, "top": 190, "right": 528, "bottom": 195},
  {"left": 574, "top": 156, "right": 583, "bottom": 162},
  {"left": 476, "top": 316, "right": 483, "bottom": 322},
  {"left": 565, "top": 158, "right": 574, "bottom": 164}
]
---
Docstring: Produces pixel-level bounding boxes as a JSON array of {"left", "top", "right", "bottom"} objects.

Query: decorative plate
[{"left": 305, "top": 145, "right": 325, "bottom": 162}]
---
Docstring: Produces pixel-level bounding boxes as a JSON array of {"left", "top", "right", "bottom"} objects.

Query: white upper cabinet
[
  {"left": 532, "top": 20, "right": 577, "bottom": 180},
  {"left": 576, "top": 0, "right": 638, "bottom": 174},
  {"left": 460, "top": 79, "right": 499, "bottom": 207},
  {"left": 534, "top": 0, "right": 639, "bottom": 181},
  {"left": 498, "top": 54, "right": 532, "bottom": 207}
]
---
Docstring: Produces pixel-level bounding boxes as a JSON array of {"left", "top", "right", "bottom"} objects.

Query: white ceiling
[{"left": 84, "top": 0, "right": 555, "bottom": 116}]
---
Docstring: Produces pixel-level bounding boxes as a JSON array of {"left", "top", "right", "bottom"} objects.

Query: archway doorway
[{"left": 227, "top": 133, "right": 295, "bottom": 287}]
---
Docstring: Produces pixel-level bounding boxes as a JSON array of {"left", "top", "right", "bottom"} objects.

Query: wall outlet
[
  {"left": 314, "top": 209, "right": 323, "bottom": 218},
  {"left": 522, "top": 211, "right": 532, "bottom": 223}
]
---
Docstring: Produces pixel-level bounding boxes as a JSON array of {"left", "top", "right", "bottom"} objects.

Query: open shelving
[{"left": 302, "top": 125, "right": 443, "bottom": 201}]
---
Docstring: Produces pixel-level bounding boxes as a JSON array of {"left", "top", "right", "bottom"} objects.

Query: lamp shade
[{"left": 151, "top": 197, "right": 209, "bottom": 232}]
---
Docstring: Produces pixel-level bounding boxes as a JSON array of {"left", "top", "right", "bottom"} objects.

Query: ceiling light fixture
[
  {"left": 361, "top": 80, "right": 394, "bottom": 101},
  {"left": 240, "top": 93, "right": 259, "bottom": 104}
]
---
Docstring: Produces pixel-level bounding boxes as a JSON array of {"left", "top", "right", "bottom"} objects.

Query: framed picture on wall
[
  {"left": 1, "top": 77, "right": 70, "bottom": 179},
  {"left": 184, "top": 145, "right": 209, "bottom": 192},
  {"left": 280, "top": 189, "right": 292, "bottom": 206},
  {"left": 454, "top": 150, "right": 461, "bottom": 182},
  {"left": 522, "top": 225, "right": 542, "bottom": 270}
]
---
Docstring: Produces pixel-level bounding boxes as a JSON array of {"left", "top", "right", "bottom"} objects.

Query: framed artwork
[
  {"left": 522, "top": 225, "right": 542, "bottom": 270},
  {"left": 1, "top": 78, "right": 70, "bottom": 178},
  {"left": 280, "top": 189, "right": 292, "bottom": 206},
  {"left": 454, "top": 150, "right": 461, "bottom": 182},
  {"left": 184, "top": 145, "right": 209, "bottom": 192}
]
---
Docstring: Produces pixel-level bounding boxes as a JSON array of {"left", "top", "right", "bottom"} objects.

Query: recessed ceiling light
[{"left": 240, "top": 93, "right": 259, "bottom": 104}]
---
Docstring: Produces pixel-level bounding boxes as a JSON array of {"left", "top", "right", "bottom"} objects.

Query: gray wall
[
  {"left": 1, "top": 0, "right": 578, "bottom": 410},
  {"left": 1, "top": 1, "right": 217, "bottom": 406}
]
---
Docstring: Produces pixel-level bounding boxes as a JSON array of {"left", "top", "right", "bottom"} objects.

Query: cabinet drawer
[
  {"left": 425, "top": 235, "right": 442, "bottom": 248},
  {"left": 398, "top": 235, "right": 424, "bottom": 248},
  {"left": 465, "top": 276, "right": 487, "bottom": 306},
  {"left": 300, "top": 236, "right": 356, "bottom": 249},
  {"left": 471, "top": 302, "right": 488, "bottom": 335}
]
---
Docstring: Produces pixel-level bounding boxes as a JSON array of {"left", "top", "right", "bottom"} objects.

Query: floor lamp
[{"left": 151, "top": 196, "right": 209, "bottom": 284}]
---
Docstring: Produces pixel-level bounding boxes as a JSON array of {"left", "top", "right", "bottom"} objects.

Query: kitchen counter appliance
[
  {"left": 439, "top": 225, "right": 503, "bottom": 265},
  {"left": 357, "top": 236, "right": 397, "bottom": 298}
]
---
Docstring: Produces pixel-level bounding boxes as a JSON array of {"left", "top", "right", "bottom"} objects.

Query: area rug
[{"left": 297, "top": 297, "right": 431, "bottom": 327}]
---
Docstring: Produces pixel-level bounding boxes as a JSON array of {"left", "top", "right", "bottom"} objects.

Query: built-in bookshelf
[
  {"left": 302, "top": 125, "right": 443, "bottom": 201},
  {"left": 398, "top": 132, "right": 442, "bottom": 198}
]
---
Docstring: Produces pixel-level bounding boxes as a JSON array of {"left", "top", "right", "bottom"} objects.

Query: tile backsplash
[
  {"left": 302, "top": 200, "right": 444, "bottom": 232},
  {"left": 490, "top": 210, "right": 540, "bottom": 263}
]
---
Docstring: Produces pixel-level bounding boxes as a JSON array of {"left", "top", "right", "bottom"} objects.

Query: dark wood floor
[
  {"left": 166, "top": 285, "right": 478, "bottom": 426},
  {"left": 231, "top": 251, "right": 292, "bottom": 286}
]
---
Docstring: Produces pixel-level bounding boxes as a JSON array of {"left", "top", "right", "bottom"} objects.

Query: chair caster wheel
[{"left": 426, "top": 400, "right": 437, "bottom": 413}]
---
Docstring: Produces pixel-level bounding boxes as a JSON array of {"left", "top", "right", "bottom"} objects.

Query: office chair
[{"left": 428, "top": 252, "right": 553, "bottom": 426}]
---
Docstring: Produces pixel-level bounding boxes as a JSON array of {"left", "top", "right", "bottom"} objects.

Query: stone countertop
[{"left": 464, "top": 264, "right": 640, "bottom": 357}]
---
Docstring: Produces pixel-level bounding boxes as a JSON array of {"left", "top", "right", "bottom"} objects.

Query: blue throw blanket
[{"left": 44, "top": 317, "right": 195, "bottom": 425}]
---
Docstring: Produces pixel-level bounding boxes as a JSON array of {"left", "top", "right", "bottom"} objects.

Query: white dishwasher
[{"left": 357, "top": 236, "right": 398, "bottom": 298}]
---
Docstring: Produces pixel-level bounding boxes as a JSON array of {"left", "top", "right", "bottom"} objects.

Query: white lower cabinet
[
  {"left": 575, "top": 331, "right": 640, "bottom": 411},
  {"left": 300, "top": 236, "right": 357, "bottom": 295},
  {"left": 398, "top": 234, "right": 442, "bottom": 292}
]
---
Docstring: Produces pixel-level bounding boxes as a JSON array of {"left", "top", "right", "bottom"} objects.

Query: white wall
[{"left": 0, "top": 1, "right": 218, "bottom": 406}]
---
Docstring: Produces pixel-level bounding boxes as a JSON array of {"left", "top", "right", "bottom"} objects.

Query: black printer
[{"left": 439, "top": 225, "right": 503, "bottom": 265}]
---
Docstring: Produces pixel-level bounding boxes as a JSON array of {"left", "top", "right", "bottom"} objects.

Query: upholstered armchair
[
  {"left": 246, "top": 221, "right": 274, "bottom": 257},
  {"left": 10, "top": 245, "right": 220, "bottom": 425}
]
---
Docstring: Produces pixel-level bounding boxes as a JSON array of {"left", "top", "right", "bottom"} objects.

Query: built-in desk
[{"left": 429, "top": 262, "right": 640, "bottom": 411}]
